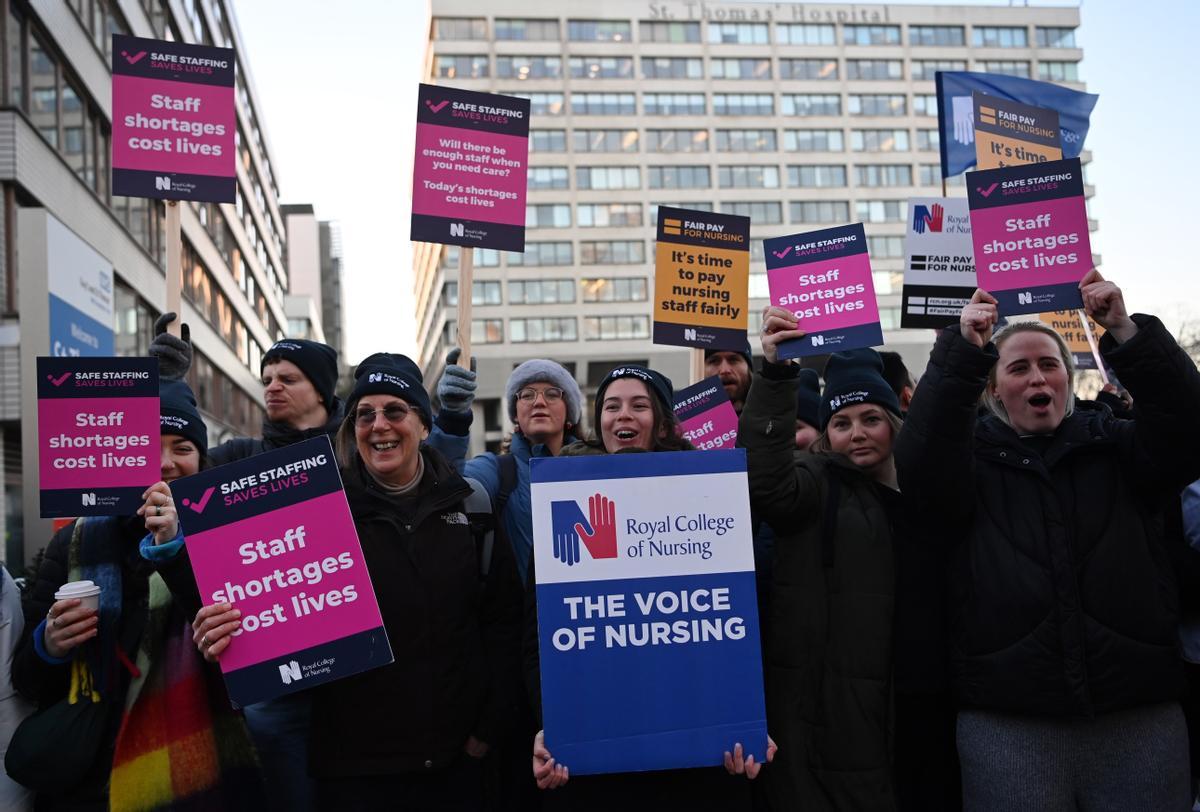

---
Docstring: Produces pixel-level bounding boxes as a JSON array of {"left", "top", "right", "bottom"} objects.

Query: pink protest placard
[
  {"left": 411, "top": 84, "right": 530, "bottom": 251},
  {"left": 763, "top": 223, "right": 883, "bottom": 360},
  {"left": 111, "top": 34, "right": 236, "bottom": 202},
  {"left": 173, "top": 436, "right": 391, "bottom": 707},
  {"left": 37, "top": 357, "right": 159, "bottom": 518},
  {"left": 673, "top": 376, "right": 739, "bottom": 451},
  {"left": 966, "top": 157, "right": 1091, "bottom": 315}
]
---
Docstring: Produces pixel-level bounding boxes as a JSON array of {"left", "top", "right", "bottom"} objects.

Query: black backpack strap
[{"left": 463, "top": 477, "right": 497, "bottom": 578}]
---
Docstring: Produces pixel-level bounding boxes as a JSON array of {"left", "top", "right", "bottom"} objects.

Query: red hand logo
[
  {"left": 929, "top": 203, "right": 944, "bottom": 232},
  {"left": 574, "top": 493, "right": 617, "bottom": 560}
]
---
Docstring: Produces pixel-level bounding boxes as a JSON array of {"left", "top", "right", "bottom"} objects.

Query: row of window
[
  {"left": 531, "top": 162, "right": 940, "bottom": 191},
  {"left": 434, "top": 18, "right": 1077, "bottom": 49},
  {"left": 449, "top": 315, "right": 653, "bottom": 345},
  {"left": 443, "top": 276, "right": 651, "bottom": 306},
  {"left": 436, "top": 54, "right": 1079, "bottom": 83}
]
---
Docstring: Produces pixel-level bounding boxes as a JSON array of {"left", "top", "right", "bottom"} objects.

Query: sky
[{"left": 232, "top": 0, "right": 1200, "bottom": 362}]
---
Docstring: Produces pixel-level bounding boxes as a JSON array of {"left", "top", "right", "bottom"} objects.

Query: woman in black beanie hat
[{"left": 569, "top": 365, "right": 692, "bottom": 454}]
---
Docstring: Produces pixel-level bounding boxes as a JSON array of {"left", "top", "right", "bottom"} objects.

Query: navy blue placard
[
  {"left": 991, "top": 281, "right": 1083, "bottom": 316},
  {"left": 672, "top": 377, "right": 731, "bottom": 424},
  {"left": 416, "top": 84, "right": 530, "bottom": 138},
  {"left": 531, "top": 448, "right": 746, "bottom": 484},
  {"left": 41, "top": 486, "right": 147, "bottom": 518},
  {"left": 37, "top": 357, "right": 158, "bottom": 399},
  {"left": 777, "top": 321, "right": 885, "bottom": 360},
  {"left": 764, "top": 223, "right": 867, "bottom": 270},
  {"left": 966, "top": 157, "right": 1084, "bottom": 211},
  {"left": 111, "top": 168, "right": 236, "bottom": 203},
  {"left": 651, "top": 322, "right": 749, "bottom": 352},
  {"left": 656, "top": 206, "right": 750, "bottom": 252},
  {"left": 112, "top": 34, "right": 235, "bottom": 87},
  {"left": 410, "top": 214, "right": 526, "bottom": 252}
]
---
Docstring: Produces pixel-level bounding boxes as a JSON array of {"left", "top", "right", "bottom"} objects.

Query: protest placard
[
  {"left": 654, "top": 206, "right": 750, "bottom": 351},
  {"left": 973, "top": 92, "right": 1062, "bottom": 171},
  {"left": 764, "top": 223, "right": 882, "bottom": 359},
  {"left": 111, "top": 34, "right": 236, "bottom": 203},
  {"left": 531, "top": 450, "right": 766, "bottom": 775},
  {"left": 1038, "top": 309, "right": 1106, "bottom": 370},
  {"left": 411, "top": 84, "right": 530, "bottom": 253},
  {"left": 900, "top": 198, "right": 976, "bottom": 329},
  {"left": 37, "top": 357, "right": 159, "bottom": 518},
  {"left": 673, "top": 376, "right": 739, "bottom": 451},
  {"left": 173, "top": 436, "right": 391, "bottom": 707},
  {"left": 967, "top": 157, "right": 1091, "bottom": 316}
]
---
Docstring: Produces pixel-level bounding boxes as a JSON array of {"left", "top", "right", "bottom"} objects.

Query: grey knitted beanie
[{"left": 506, "top": 359, "right": 583, "bottom": 428}]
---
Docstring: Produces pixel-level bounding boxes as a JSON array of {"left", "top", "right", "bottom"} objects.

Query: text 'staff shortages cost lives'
[
  {"left": 111, "top": 34, "right": 235, "bottom": 202},
  {"left": 531, "top": 451, "right": 767, "bottom": 775},
  {"left": 411, "top": 84, "right": 530, "bottom": 252},
  {"left": 673, "top": 376, "right": 739, "bottom": 452},
  {"left": 174, "top": 436, "right": 392, "bottom": 707},
  {"left": 967, "top": 157, "right": 1091, "bottom": 316},
  {"left": 764, "top": 223, "right": 883, "bottom": 359},
  {"left": 37, "top": 357, "right": 159, "bottom": 518},
  {"left": 900, "top": 197, "right": 976, "bottom": 329},
  {"left": 654, "top": 206, "right": 750, "bottom": 350}
]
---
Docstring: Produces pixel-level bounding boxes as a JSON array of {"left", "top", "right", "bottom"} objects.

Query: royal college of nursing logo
[{"left": 550, "top": 493, "right": 618, "bottom": 566}]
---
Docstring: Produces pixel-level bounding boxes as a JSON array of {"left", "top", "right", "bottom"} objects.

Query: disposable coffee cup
[{"left": 55, "top": 580, "right": 101, "bottom": 612}]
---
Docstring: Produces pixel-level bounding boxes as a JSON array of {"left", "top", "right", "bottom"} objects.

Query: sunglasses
[{"left": 354, "top": 404, "right": 413, "bottom": 427}]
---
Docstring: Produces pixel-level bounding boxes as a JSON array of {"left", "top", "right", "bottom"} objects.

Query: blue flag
[{"left": 936, "top": 71, "right": 1099, "bottom": 178}]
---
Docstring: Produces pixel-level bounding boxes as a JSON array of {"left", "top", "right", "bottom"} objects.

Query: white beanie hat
[{"left": 505, "top": 359, "right": 583, "bottom": 428}]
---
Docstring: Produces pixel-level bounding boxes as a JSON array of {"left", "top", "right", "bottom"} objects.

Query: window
[
  {"left": 528, "top": 167, "right": 570, "bottom": 190},
  {"left": 530, "top": 130, "right": 567, "bottom": 153},
  {"left": 444, "top": 280, "right": 502, "bottom": 306},
  {"left": 580, "top": 241, "right": 646, "bottom": 265},
  {"left": 719, "top": 165, "right": 779, "bottom": 188},
  {"left": 496, "top": 55, "right": 561, "bottom": 79},
  {"left": 641, "top": 57, "right": 703, "bottom": 79},
  {"left": 781, "top": 94, "right": 841, "bottom": 116},
  {"left": 62, "top": 79, "right": 87, "bottom": 183},
  {"left": 790, "top": 201, "right": 849, "bottom": 224},
  {"left": 576, "top": 166, "right": 640, "bottom": 190},
  {"left": 584, "top": 315, "right": 650, "bottom": 340},
  {"left": 913, "top": 94, "right": 938, "bottom": 116},
  {"left": 977, "top": 60, "right": 1030, "bottom": 78},
  {"left": 568, "top": 20, "right": 631, "bottom": 42},
  {"left": 915, "top": 129, "right": 940, "bottom": 151},
  {"left": 643, "top": 93, "right": 706, "bottom": 115},
  {"left": 868, "top": 235, "right": 904, "bottom": 258},
  {"left": 639, "top": 21, "right": 700, "bottom": 43},
  {"left": 716, "top": 129, "right": 777, "bottom": 152},
  {"left": 510, "top": 316, "right": 577, "bottom": 342},
  {"left": 509, "top": 280, "right": 575, "bottom": 305},
  {"left": 526, "top": 204, "right": 571, "bottom": 228},
  {"left": 577, "top": 203, "right": 642, "bottom": 227},
  {"left": 710, "top": 58, "right": 772, "bottom": 80},
  {"left": 569, "top": 56, "right": 634, "bottom": 79},
  {"left": 510, "top": 242, "right": 572, "bottom": 266},
  {"left": 909, "top": 25, "right": 964, "bottom": 46},
  {"left": 1037, "top": 27, "right": 1077, "bottom": 48},
  {"left": 784, "top": 129, "right": 844, "bottom": 152},
  {"left": 778, "top": 58, "right": 838, "bottom": 80},
  {"left": 651, "top": 202, "right": 713, "bottom": 225},
  {"left": 843, "top": 24, "right": 900, "bottom": 45},
  {"left": 788, "top": 165, "right": 847, "bottom": 187},
  {"left": 722, "top": 201, "right": 781, "bottom": 224},
  {"left": 571, "top": 93, "right": 636, "bottom": 115},
  {"left": 581, "top": 277, "right": 649, "bottom": 302},
  {"left": 713, "top": 93, "right": 774, "bottom": 116},
  {"left": 707, "top": 23, "right": 768, "bottom": 44},
  {"left": 433, "top": 17, "right": 486, "bottom": 39},
  {"left": 1038, "top": 61, "right": 1079, "bottom": 82},
  {"left": 911, "top": 59, "right": 966, "bottom": 81},
  {"left": 645, "top": 129, "right": 709, "bottom": 152},
  {"left": 848, "top": 94, "right": 907, "bottom": 116},
  {"left": 855, "top": 164, "right": 913, "bottom": 186},
  {"left": 508, "top": 92, "right": 564, "bottom": 115},
  {"left": 919, "top": 163, "right": 961, "bottom": 187},
  {"left": 30, "top": 33, "right": 58, "bottom": 148},
  {"left": 573, "top": 129, "right": 640, "bottom": 153},
  {"left": 441, "top": 246, "right": 501, "bottom": 269},
  {"left": 973, "top": 26, "right": 1028, "bottom": 48},
  {"left": 434, "top": 55, "right": 488, "bottom": 79},
  {"left": 472, "top": 320, "right": 504, "bottom": 345},
  {"left": 776, "top": 23, "right": 834, "bottom": 45},
  {"left": 856, "top": 200, "right": 906, "bottom": 223},
  {"left": 846, "top": 59, "right": 903, "bottom": 80},
  {"left": 648, "top": 165, "right": 711, "bottom": 189},
  {"left": 851, "top": 129, "right": 909, "bottom": 152},
  {"left": 495, "top": 18, "right": 559, "bottom": 40}
]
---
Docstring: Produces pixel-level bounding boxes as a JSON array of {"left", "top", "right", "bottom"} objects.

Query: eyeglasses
[
  {"left": 354, "top": 404, "right": 412, "bottom": 427},
  {"left": 517, "top": 387, "right": 564, "bottom": 404}
]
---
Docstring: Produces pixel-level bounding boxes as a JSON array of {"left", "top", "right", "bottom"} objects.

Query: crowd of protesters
[{"left": 4, "top": 269, "right": 1200, "bottom": 811}]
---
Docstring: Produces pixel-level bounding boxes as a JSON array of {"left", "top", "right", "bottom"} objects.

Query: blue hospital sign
[{"left": 531, "top": 450, "right": 767, "bottom": 775}]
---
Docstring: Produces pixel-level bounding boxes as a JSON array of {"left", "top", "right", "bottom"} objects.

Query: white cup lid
[{"left": 55, "top": 580, "right": 101, "bottom": 598}]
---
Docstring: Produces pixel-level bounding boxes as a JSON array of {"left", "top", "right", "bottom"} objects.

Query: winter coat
[
  {"left": 894, "top": 315, "right": 1200, "bottom": 718},
  {"left": 208, "top": 400, "right": 346, "bottom": 466},
  {"left": 739, "top": 367, "right": 897, "bottom": 811},
  {"left": 306, "top": 445, "right": 522, "bottom": 779}
]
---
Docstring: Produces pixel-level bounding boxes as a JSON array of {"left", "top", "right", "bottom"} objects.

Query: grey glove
[
  {"left": 148, "top": 312, "right": 192, "bottom": 381},
  {"left": 437, "top": 348, "right": 477, "bottom": 414}
]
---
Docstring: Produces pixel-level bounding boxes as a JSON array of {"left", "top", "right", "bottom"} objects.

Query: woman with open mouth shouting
[{"left": 896, "top": 269, "right": 1200, "bottom": 811}]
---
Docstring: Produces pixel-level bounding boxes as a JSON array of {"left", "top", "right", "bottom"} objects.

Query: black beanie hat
[
  {"left": 594, "top": 365, "right": 674, "bottom": 430},
  {"left": 262, "top": 339, "right": 339, "bottom": 411},
  {"left": 159, "top": 378, "right": 208, "bottom": 454},
  {"left": 705, "top": 336, "right": 753, "bottom": 372},
  {"left": 818, "top": 349, "right": 902, "bottom": 430},
  {"left": 796, "top": 368, "right": 822, "bottom": 429},
  {"left": 349, "top": 353, "right": 432, "bottom": 429}
]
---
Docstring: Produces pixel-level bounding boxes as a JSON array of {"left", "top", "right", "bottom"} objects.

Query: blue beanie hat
[
  {"left": 263, "top": 339, "right": 339, "bottom": 411},
  {"left": 796, "top": 368, "right": 822, "bottom": 428},
  {"left": 349, "top": 353, "right": 432, "bottom": 429},
  {"left": 818, "top": 349, "right": 901, "bottom": 430},
  {"left": 159, "top": 378, "right": 208, "bottom": 454}
]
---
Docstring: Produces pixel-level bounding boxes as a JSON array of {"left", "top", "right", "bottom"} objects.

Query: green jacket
[{"left": 740, "top": 369, "right": 897, "bottom": 811}]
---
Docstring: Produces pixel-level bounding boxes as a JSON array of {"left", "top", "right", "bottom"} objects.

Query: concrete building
[
  {"left": 0, "top": 0, "right": 292, "bottom": 567},
  {"left": 416, "top": 0, "right": 1089, "bottom": 454}
]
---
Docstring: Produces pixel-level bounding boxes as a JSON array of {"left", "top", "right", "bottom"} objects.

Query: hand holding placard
[
  {"left": 959, "top": 289, "right": 999, "bottom": 348},
  {"left": 759, "top": 306, "right": 806, "bottom": 364},
  {"left": 1079, "top": 269, "right": 1136, "bottom": 343}
]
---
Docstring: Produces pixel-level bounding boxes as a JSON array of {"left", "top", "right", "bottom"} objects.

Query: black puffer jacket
[
  {"left": 895, "top": 315, "right": 1200, "bottom": 718},
  {"left": 208, "top": 401, "right": 345, "bottom": 466}
]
